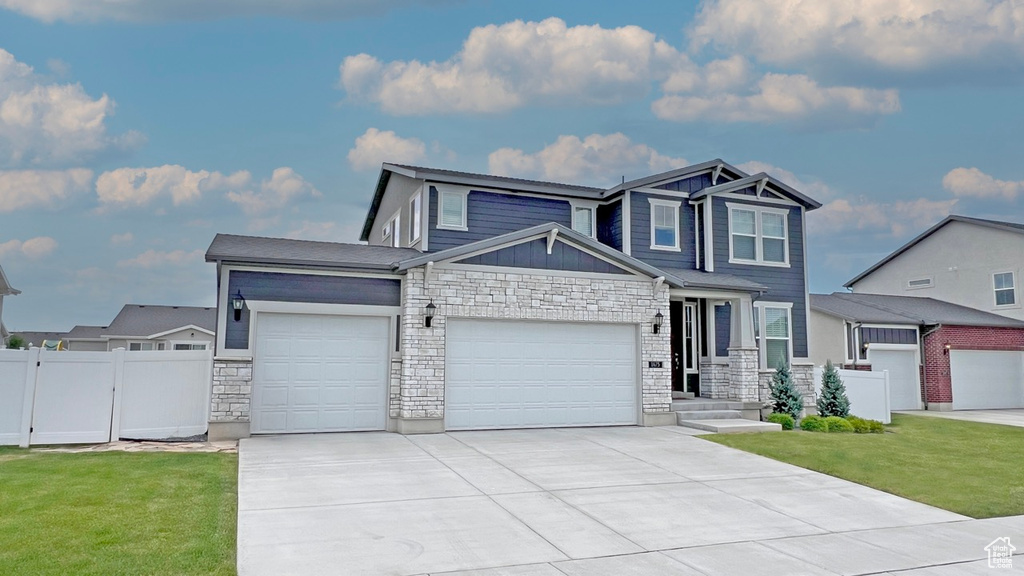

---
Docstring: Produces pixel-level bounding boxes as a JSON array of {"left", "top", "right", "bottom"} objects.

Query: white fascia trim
[
  {"left": 632, "top": 186, "right": 690, "bottom": 199},
  {"left": 222, "top": 264, "right": 402, "bottom": 279},
  {"left": 719, "top": 191, "right": 799, "bottom": 207},
  {"left": 866, "top": 342, "right": 920, "bottom": 352},
  {"left": 860, "top": 323, "right": 919, "bottom": 330},
  {"left": 671, "top": 288, "right": 754, "bottom": 300},
  {"left": 704, "top": 199, "right": 714, "bottom": 272},
  {"left": 569, "top": 199, "right": 598, "bottom": 239},
  {"left": 147, "top": 325, "right": 216, "bottom": 339},
  {"left": 622, "top": 192, "right": 632, "bottom": 255},
  {"left": 648, "top": 198, "right": 682, "bottom": 252},
  {"left": 726, "top": 201, "right": 791, "bottom": 268},
  {"left": 433, "top": 184, "right": 469, "bottom": 231}
]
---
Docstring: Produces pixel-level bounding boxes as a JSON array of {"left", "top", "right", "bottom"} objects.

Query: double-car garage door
[{"left": 251, "top": 314, "right": 639, "bottom": 433}]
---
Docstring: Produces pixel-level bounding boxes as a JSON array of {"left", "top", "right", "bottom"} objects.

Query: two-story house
[
  {"left": 204, "top": 160, "right": 821, "bottom": 440},
  {"left": 0, "top": 264, "right": 19, "bottom": 348}
]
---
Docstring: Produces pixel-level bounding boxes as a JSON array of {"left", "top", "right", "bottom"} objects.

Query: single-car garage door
[
  {"left": 950, "top": 350, "right": 1024, "bottom": 410},
  {"left": 252, "top": 313, "right": 390, "bottom": 433},
  {"left": 868, "top": 348, "right": 921, "bottom": 410},
  {"left": 445, "top": 319, "right": 637, "bottom": 430}
]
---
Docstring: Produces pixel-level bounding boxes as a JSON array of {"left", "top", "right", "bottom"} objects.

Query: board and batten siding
[
  {"left": 455, "top": 238, "right": 631, "bottom": 275},
  {"left": 710, "top": 195, "right": 809, "bottom": 358},
  {"left": 597, "top": 199, "right": 623, "bottom": 251},
  {"left": 628, "top": 191, "right": 695, "bottom": 269},
  {"left": 224, "top": 270, "right": 401, "bottom": 349},
  {"left": 655, "top": 173, "right": 713, "bottom": 193},
  {"left": 427, "top": 188, "right": 572, "bottom": 253},
  {"left": 861, "top": 327, "right": 918, "bottom": 346}
]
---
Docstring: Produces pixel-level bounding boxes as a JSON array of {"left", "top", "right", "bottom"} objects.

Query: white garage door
[
  {"left": 445, "top": 319, "right": 638, "bottom": 430},
  {"left": 950, "top": 350, "right": 1024, "bottom": 410},
  {"left": 868, "top": 348, "right": 921, "bottom": 410},
  {"left": 252, "top": 313, "right": 390, "bottom": 434}
]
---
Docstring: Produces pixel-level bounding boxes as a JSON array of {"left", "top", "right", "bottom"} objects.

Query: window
[
  {"left": 173, "top": 343, "right": 207, "bottom": 351},
  {"left": 381, "top": 220, "right": 392, "bottom": 243},
  {"left": 382, "top": 212, "right": 400, "bottom": 247},
  {"left": 572, "top": 206, "right": 595, "bottom": 237},
  {"left": 129, "top": 342, "right": 154, "bottom": 351},
  {"left": 845, "top": 322, "right": 855, "bottom": 363},
  {"left": 754, "top": 303, "right": 792, "bottom": 369},
  {"left": 438, "top": 189, "right": 467, "bottom": 230},
  {"left": 409, "top": 193, "right": 422, "bottom": 243},
  {"left": 727, "top": 203, "right": 789, "bottom": 266},
  {"left": 994, "top": 272, "right": 1016, "bottom": 306},
  {"left": 649, "top": 199, "right": 680, "bottom": 250}
]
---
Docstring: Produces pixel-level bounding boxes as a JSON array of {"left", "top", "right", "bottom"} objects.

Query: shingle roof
[
  {"left": 66, "top": 325, "right": 108, "bottom": 340},
  {"left": 811, "top": 292, "right": 1024, "bottom": 328},
  {"left": 11, "top": 331, "right": 67, "bottom": 346},
  {"left": 845, "top": 215, "right": 1024, "bottom": 287},
  {"left": 103, "top": 305, "right": 216, "bottom": 338},
  {"left": 659, "top": 267, "right": 769, "bottom": 292},
  {"left": 206, "top": 234, "right": 420, "bottom": 270},
  {"left": 387, "top": 163, "right": 604, "bottom": 195}
]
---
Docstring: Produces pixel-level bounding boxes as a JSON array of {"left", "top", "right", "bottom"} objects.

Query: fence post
[
  {"left": 18, "top": 348, "right": 40, "bottom": 448},
  {"left": 108, "top": 348, "right": 126, "bottom": 442}
]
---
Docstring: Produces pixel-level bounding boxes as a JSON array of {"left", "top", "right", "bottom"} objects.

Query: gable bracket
[
  {"left": 546, "top": 228, "right": 559, "bottom": 255},
  {"left": 653, "top": 276, "right": 666, "bottom": 294},
  {"left": 756, "top": 177, "right": 768, "bottom": 197},
  {"left": 712, "top": 164, "right": 723, "bottom": 185}
]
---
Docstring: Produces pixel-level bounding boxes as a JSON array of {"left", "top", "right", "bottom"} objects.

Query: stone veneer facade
[
  {"left": 209, "top": 358, "right": 253, "bottom": 439},
  {"left": 396, "top": 266, "right": 673, "bottom": 432},
  {"left": 757, "top": 363, "right": 816, "bottom": 411}
]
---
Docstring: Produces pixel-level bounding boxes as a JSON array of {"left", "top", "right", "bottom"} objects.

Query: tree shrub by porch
[
  {"left": 817, "top": 360, "right": 851, "bottom": 418},
  {"left": 768, "top": 363, "right": 803, "bottom": 420},
  {"left": 766, "top": 413, "right": 795, "bottom": 430}
]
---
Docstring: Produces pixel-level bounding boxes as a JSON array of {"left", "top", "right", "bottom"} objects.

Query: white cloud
[
  {"left": 691, "top": 0, "right": 1024, "bottom": 76},
  {"left": 109, "top": 232, "right": 133, "bottom": 245},
  {"left": 810, "top": 197, "right": 958, "bottom": 237},
  {"left": 489, "top": 133, "right": 687, "bottom": 186},
  {"left": 0, "top": 0, "right": 451, "bottom": 23},
  {"left": 653, "top": 73, "right": 900, "bottom": 125},
  {"left": 347, "top": 128, "right": 426, "bottom": 171},
  {"left": 0, "top": 168, "right": 92, "bottom": 212},
  {"left": 225, "top": 167, "right": 321, "bottom": 216},
  {"left": 0, "top": 236, "right": 58, "bottom": 259},
  {"left": 116, "top": 248, "right": 204, "bottom": 269},
  {"left": 340, "top": 17, "right": 689, "bottom": 114},
  {"left": 737, "top": 161, "right": 838, "bottom": 203},
  {"left": 942, "top": 167, "right": 1023, "bottom": 200},
  {"left": 0, "top": 49, "right": 139, "bottom": 168}
]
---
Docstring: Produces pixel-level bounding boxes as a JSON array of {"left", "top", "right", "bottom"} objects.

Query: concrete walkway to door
[{"left": 237, "top": 427, "right": 1023, "bottom": 575}]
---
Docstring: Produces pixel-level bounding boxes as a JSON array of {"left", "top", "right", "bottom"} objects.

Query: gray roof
[
  {"left": 691, "top": 172, "right": 822, "bottom": 209},
  {"left": 66, "top": 325, "right": 108, "bottom": 340},
  {"left": 604, "top": 159, "right": 748, "bottom": 195},
  {"left": 811, "top": 292, "right": 1024, "bottom": 328},
  {"left": 206, "top": 234, "right": 420, "bottom": 271},
  {"left": 103, "top": 305, "right": 216, "bottom": 338},
  {"left": 659, "top": 268, "right": 769, "bottom": 292},
  {"left": 12, "top": 331, "right": 67, "bottom": 346},
  {"left": 846, "top": 215, "right": 1024, "bottom": 287}
]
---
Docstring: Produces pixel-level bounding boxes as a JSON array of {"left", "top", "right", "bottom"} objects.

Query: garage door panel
[
  {"left": 252, "top": 313, "right": 389, "bottom": 434},
  {"left": 951, "top": 350, "right": 1024, "bottom": 410},
  {"left": 446, "top": 319, "right": 637, "bottom": 430}
]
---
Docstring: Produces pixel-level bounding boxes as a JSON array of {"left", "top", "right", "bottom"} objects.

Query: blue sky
[{"left": 1, "top": 0, "right": 1022, "bottom": 330}]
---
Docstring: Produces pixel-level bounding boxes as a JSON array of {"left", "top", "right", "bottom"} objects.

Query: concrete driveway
[
  {"left": 238, "top": 426, "right": 1022, "bottom": 575},
  {"left": 897, "top": 409, "right": 1024, "bottom": 429}
]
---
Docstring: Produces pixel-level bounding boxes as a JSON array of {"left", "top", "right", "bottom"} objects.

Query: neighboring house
[
  {"left": 12, "top": 331, "right": 68, "bottom": 349},
  {"left": 846, "top": 216, "right": 1024, "bottom": 321},
  {"left": 810, "top": 292, "right": 1024, "bottom": 411},
  {"left": 0, "top": 264, "right": 19, "bottom": 347},
  {"left": 64, "top": 305, "right": 216, "bottom": 351},
  {"left": 205, "top": 159, "right": 822, "bottom": 440}
]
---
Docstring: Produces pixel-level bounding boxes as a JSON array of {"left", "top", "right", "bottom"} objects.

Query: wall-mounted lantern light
[
  {"left": 944, "top": 342, "right": 952, "bottom": 355},
  {"left": 424, "top": 300, "right": 436, "bottom": 328},
  {"left": 232, "top": 290, "right": 245, "bottom": 322},
  {"left": 653, "top": 310, "right": 664, "bottom": 334}
]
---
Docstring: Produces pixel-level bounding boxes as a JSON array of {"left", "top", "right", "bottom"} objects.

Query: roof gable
[
  {"left": 690, "top": 173, "right": 822, "bottom": 209},
  {"left": 0, "top": 264, "right": 19, "bottom": 296},
  {"left": 845, "top": 215, "right": 1024, "bottom": 287},
  {"left": 452, "top": 237, "right": 634, "bottom": 276}
]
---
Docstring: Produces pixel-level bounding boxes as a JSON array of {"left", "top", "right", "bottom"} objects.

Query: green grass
[
  {"left": 706, "top": 414, "right": 1024, "bottom": 518},
  {"left": 0, "top": 447, "right": 237, "bottom": 575}
]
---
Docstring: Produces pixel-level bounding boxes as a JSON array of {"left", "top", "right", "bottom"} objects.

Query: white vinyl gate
[{"left": 868, "top": 348, "right": 921, "bottom": 411}]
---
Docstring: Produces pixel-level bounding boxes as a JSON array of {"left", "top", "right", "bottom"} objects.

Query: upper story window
[
  {"left": 409, "top": 192, "right": 422, "bottom": 244},
  {"left": 649, "top": 199, "right": 681, "bottom": 251},
  {"left": 438, "top": 189, "right": 468, "bottom": 230},
  {"left": 753, "top": 302, "right": 792, "bottom": 370},
  {"left": 727, "top": 203, "right": 789, "bottom": 266},
  {"left": 382, "top": 212, "right": 401, "bottom": 247},
  {"left": 994, "top": 272, "right": 1016, "bottom": 306},
  {"left": 572, "top": 204, "right": 595, "bottom": 238}
]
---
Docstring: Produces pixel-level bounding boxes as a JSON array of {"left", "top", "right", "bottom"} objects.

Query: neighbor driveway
[
  {"left": 897, "top": 409, "right": 1024, "bottom": 429},
  {"left": 238, "top": 426, "right": 1022, "bottom": 575}
]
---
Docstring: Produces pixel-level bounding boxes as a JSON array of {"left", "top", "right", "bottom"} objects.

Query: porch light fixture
[
  {"left": 424, "top": 300, "right": 436, "bottom": 328},
  {"left": 232, "top": 290, "right": 245, "bottom": 322},
  {"left": 944, "top": 342, "right": 951, "bottom": 355},
  {"left": 653, "top": 310, "right": 664, "bottom": 334}
]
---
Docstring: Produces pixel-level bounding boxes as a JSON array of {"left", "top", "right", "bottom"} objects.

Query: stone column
[
  {"left": 727, "top": 294, "right": 760, "bottom": 401},
  {"left": 209, "top": 358, "right": 253, "bottom": 440}
]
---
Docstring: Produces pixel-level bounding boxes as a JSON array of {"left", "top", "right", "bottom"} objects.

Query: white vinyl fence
[
  {"left": 814, "top": 366, "right": 891, "bottom": 424},
  {"left": 0, "top": 348, "right": 212, "bottom": 447}
]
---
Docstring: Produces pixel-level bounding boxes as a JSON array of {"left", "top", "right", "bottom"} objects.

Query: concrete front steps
[{"left": 671, "top": 399, "right": 781, "bottom": 434}]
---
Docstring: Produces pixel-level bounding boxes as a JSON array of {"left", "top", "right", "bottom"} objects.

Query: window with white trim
[
  {"left": 728, "top": 203, "right": 789, "bottom": 266},
  {"left": 409, "top": 193, "right": 422, "bottom": 243},
  {"left": 173, "top": 343, "right": 208, "bottom": 351},
  {"left": 994, "top": 272, "right": 1016, "bottom": 306},
  {"left": 649, "top": 199, "right": 680, "bottom": 250},
  {"left": 754, "top": 303, "right": 792, "bottom": 370},
  {"left": 438, "top": 189, "right": 467, "bottom": 230},
  {"left": 381, "top": 220, "right": 392, "bottom": 243},
  {"left": 572, "top": 206, "right": 595, "bottom": 237},
  {"left": 129, "top": 341, "right": 164, "bottom": 351}
]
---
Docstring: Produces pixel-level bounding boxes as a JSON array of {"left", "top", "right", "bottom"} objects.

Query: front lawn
[
  {"left": 706, "top": 414, "right": 1024, "bottom": 518},
  {"left": 0, "top": 447, "right": 237, "bottom": 575}
]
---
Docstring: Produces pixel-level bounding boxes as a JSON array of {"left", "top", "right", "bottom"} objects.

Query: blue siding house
[{"left": 204, "top": 159, "right": 821, "bottom": 440}]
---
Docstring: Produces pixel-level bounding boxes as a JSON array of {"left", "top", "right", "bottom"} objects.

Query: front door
[{"left": 671, "top": 301, "right": 701, "bottom": 395}]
